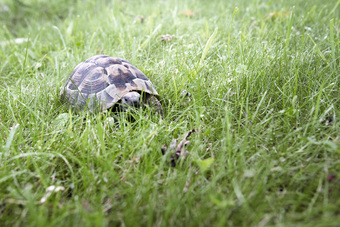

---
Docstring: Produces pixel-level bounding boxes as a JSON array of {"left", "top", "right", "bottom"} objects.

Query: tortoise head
[{"left": 120, "top": 91, "right": 142, "bottom": 111}]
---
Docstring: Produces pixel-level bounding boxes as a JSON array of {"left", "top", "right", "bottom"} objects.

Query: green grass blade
[
  {"left": 227, "top": 7, "right": 238, "bottom": 58},
  {"left": 199, "top": 27, "right": 218, "bottom": 68}
]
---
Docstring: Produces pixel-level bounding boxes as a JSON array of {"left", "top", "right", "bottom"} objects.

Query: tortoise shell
[{"left": 60, "top": 55, "right": 159, "bottom": 112}]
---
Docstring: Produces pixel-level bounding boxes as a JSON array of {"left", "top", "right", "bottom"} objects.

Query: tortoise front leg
[{"left": 145, "top": 95, "right": 164, "bottom": 119}]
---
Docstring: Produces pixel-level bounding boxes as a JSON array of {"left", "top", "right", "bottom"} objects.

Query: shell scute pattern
[
  {"left": 78, "top": 67, "right": 110, "bottom": 94},
  {"left": 96, "top": 57, "right": 122, "bottom": 68},
  {"left": 60, "top": 55, "right": 159, "bottom": 112},
  {"left": 107, "top": 66, "right": 137, "bottom": 89},
  {"left": 68, "top": 63, "right": 97, "bottom": 90},
  {"left": 131, "top": 66, "right": 149, "bottom": 80}
]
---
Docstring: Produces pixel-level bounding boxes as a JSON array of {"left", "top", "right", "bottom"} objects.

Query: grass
[{"left": 0, "top": 0, "right": 339, "bottom": 226}]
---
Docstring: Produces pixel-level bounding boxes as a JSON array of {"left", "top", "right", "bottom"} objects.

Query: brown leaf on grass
[
  {"left": 327, "top": 174, "right": 340, "bottom": 194},
  {"left": 265, "top": 11, "right": 291, "bottom": 21},
  {"left": 6, "top": 185, "right": 65, "bottom": 206},
  {"left": 95, "top": 47, "right": 105, "bottom": 54},
  {"left": 183, "top": 181, "right": 190, "bottom": 192},
  {"left": 82, "top": 199, "right": 90, "bottom": 212},
  {"left": 161, "top": 129, "right": 198, "bottom": 167},
  {"left": 161, "top": 144, "right": 168, "bottom": 155},
  {"left": 320, "top": 115, "right": 336, "bottom": 126},
  {"left": 206, "top": 142, "right": 214, "bottom": 158},
  {"left": 128, "top": 156, "right": 141, "bottom": 164},
  {"left": 5, "top": 198, "right": 26, "bottom": 205},
  {"left": 121, "top": 170, "right": 126, "bottom": 182},
  {"left": 180, "top": 10, "right": 195, "bottom": 17},
  {"left": 180, "top": 90, "right": 193, "bottom": 108},
  {"left": 328, "top": 174, "right": 336, "bottom": 183},
  {"left": 162, "top": 139, "right": 178, "bottom": 154},
  {"left": 103, "top": 198, "right": 113, "bottom": 213},
  {"left": 135, "top": 16, "right": 145, "bottom": 23}
]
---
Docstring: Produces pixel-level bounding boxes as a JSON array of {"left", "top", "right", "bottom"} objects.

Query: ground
[{"left": 0, "top": 0, "right": 339, "bottom": 226}]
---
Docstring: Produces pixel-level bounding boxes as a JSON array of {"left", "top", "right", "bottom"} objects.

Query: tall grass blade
[
  {"left": 329, "top": 19, "right": 336, "bottom": 70},
  {"left": 4, "top": 123, "right": 19, "bottom": 153},
  {"left": 227, "top": 7, "right": 238, "bottom": 58},
  {"left": 199, "top": 27, "right": 218, "bottom": 68},
  {"left": 53, "top": 26, "right": 67, "bottom": 50},
  {"left": 0, "top": 170, "right": 27, "bottom": 184},
  {"left": 284, "top": 7, "right": 294, "bottom": 63}
]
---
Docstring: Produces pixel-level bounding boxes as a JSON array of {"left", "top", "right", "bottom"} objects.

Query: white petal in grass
[
  {"left": 39, "top": 185, "right": 65, "bottom": 204},
  {"left": 0, "top": 38, "right": 28, "bottom": 46}
]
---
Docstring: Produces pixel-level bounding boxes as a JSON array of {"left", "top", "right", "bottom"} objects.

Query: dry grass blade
[
  {"left": 171, "top": 129, "right": 198, "bottom": 167},
  {"left": 265, "top": 11, "right": 292, "bottom": 21},
  {"left": 180, "top": 10, "right": 195, "bottom": 17}
]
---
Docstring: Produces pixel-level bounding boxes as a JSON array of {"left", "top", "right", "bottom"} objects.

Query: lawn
[{"left": 0, "top": 0, "right": 339, "bottom": 226}]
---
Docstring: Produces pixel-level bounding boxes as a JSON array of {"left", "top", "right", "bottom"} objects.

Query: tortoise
[{"left": 60, "top": 55, "right": 162, "bottom": 115}]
